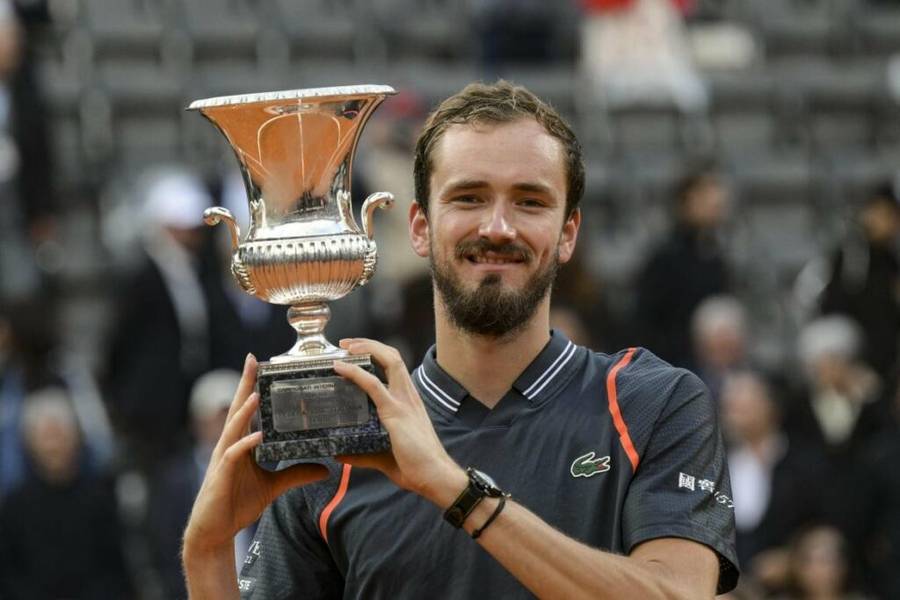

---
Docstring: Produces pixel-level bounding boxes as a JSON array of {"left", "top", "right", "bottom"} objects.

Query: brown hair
[{"left": 413, "top": 80, "right": 584, "bottom": 218}]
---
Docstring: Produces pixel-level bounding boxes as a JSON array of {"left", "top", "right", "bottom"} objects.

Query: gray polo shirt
[{"left": 238, "top": 331, "right": 739, "bottom": 598}]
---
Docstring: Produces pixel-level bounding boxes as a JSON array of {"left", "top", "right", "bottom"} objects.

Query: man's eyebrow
[
  {"left": 511, "top": 182, "right": 553, "bottom": 195},
  {"left": 442, "top": 179, "right": 490, "bottom": 193},
  {"left": 441, "top": 180, "right": 554, "bottom": 195}
]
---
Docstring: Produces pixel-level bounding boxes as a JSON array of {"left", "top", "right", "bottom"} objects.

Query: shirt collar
[
  {"left": 511, "top": 329, "right": 579, "bottom": 403},
  {"left": 414, "top": 329, "right": 580, "bottom": 417}
]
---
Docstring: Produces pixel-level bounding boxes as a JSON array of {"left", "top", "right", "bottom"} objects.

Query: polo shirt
[{"left": 238, "top": 330, "right": 739, "bottom": 598}]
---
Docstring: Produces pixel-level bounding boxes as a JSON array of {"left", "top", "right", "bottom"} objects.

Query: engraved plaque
[{"left": 270, "top": 376, "right": 369, "bottom": 432}]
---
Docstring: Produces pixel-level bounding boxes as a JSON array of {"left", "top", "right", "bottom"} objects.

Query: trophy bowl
[{"left": 189, "top": 85, "right": 396, "bottom": 461}]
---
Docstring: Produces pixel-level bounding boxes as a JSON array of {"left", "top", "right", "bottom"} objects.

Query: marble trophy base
[{"left": 254, "top": 354, "right": 391, "bottom": 462}]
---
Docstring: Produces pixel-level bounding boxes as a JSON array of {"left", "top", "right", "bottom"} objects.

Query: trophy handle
[
  {"left": 203, "top": 206, "right": 241, "bottom": 252},
  {"left": 360, "top": 192, "right": 394, "bottom": 240}
]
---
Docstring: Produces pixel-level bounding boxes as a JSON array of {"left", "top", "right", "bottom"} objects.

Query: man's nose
[{"left": 478, "top": 202, "right": 516, "bottom": 242}]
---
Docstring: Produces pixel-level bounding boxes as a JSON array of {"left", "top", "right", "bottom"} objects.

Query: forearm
[
  {"left": 463, "top": 499, "right": 696, "bottom": 600},
  {"left": 182, "top": 539, "right": 240, "bottom": 600},
  {"left": 425, "top": 468, "right": 706, "bottom": 600}
]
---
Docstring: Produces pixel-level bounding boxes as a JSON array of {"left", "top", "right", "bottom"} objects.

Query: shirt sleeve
[
  {"left": 620, "top": 369, "right": 739, "bottom": 594},
  {"left": 238, "top": 479, "right": 344, "bottom": 599}
]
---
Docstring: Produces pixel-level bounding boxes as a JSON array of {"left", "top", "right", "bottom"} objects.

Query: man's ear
[
  {"left": 558, "top": 208, "right": 581, "bottom": 265},
  {"left": 409, "top": 201, "right": 430, "bottom": 258}
]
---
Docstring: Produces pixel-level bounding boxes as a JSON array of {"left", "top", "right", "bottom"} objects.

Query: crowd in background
[{"left": 1, "top": 0, "right": 900, "bottom": 599}]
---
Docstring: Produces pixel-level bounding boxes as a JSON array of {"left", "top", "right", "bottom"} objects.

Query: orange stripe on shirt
[
  {"left": 319, "top": 464, "right": 352, "bottom": 543},
  {"left": 606, "top": 348, "right": 640, "bottom": 472}
]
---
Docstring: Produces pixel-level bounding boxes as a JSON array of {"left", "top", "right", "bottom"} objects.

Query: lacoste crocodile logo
[{"left": 570, "top": 452, "right": 611, "bottom": 478}]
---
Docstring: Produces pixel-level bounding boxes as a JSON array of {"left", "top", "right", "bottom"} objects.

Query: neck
[{"left": 433, "top": 292, "right": 552, "bottom": 409}]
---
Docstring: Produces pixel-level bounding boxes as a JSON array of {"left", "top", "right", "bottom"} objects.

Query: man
[
  {"left": 0, "top": 388, "right": 133, "bottom": 598},
  {"left": 182, "top": 82, "right": 739, "bottom": 598},
  {"left": 690, "top": 295, "right": 749, "bottom": 402},
  {"left": 107, "top": 166, "right": 213, "bottom": 466},
  {"left": 720, "top": 371, "right": 825, "bottom": 585},
  {"left": 820, "top": 182, "right": 900, "bottom": 379},
  {"left": 635, "top": 163, "right": 731, "bottom": 369}
]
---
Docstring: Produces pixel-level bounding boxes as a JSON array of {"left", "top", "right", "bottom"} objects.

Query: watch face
[{"left": 469, "top": 468, "right": 501, "bottom": 495}]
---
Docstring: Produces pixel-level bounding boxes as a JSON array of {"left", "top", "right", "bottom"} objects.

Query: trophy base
[{"left": 254, "top": 355, "right": 391, "bottom": 462}]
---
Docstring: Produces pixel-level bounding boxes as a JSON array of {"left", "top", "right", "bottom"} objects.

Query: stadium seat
[
  {"left": 81, "top": 0, "right": 165, "bottom": 61},
  {"left": 170, "top": 0, "right": 262, "bottom": 64},
  {"left": 267, "top": 0, "right": 359, "bottom": 63},
  {"left": 370, "top": 0, "right": 475, "bottom": 62},
  {"left": 853, "top": 3, "right": 900, "bottom": 56},
  {"left": 706, "top": 69, "right": 781, "bottom": 154}
]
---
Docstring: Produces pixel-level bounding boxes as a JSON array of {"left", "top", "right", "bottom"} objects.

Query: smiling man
[
  {"left": 422, "top": 115, "right": 573, "bottom": 342},
  {"left": 182, "top": 81, "right": 739, "bottom": 599}
]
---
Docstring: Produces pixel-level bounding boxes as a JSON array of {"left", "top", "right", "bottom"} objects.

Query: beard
[{"left": 431, "top": 238, "right": 560, "bottom": 338}]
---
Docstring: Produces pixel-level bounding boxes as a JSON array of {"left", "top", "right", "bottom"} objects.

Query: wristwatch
[{"left": 443, "top": 467, "right": 505, "bottom": 528}]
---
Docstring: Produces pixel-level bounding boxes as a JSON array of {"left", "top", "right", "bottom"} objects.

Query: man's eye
[
  {"left": 453, "top": 195, "right": 480, "bottom": 204},
  {"left": 518, "top": 198, "right": 544, "bottom": 208}
]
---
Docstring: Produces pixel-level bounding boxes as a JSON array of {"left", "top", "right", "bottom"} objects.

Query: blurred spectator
[
  {"left": 635, "top": 163, "right": 732, "bottom": 367},
  {"left": 580, "top": 0, "right": 708, "bottom": 110},
  {"left": 145, "top": 369, "right": 245, "bottom": 598},
  {"left": 0, "top": 295, "right": 56, "bottom": 500},
  {"left": 1, "top": 290, "right": 113, "bottom": 499},
  {"left": 792, "top": 316, "right": 886, "bottom": 451},
  {"left": 691, "top": 295, "right": 749, "bottom": 401},
  {"left": 0, "top": 388, "right": 133, "bottom": 599},
  {"left": 787, "top": 316, "right": 890, "bottom": 540},
  {"left": 105, "top": 167, "right": 213, "bottom": 467},
  {"left": 778, "top": 525, "right": 866, "bottom": 600},
  {"left": 0, "top": 0, "right": 53, "bottom": 300},
  {"left": 820, "top": 183, "right": 900, "bottom": 380},
  {"left": 855, "top": 381, "right": 900, "bottom": 600},
  {"left": 721, "top": 371, "right": 826, "bottom": 589}
]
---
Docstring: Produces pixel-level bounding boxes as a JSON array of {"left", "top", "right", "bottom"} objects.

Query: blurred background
[{"left": 0, "top": 0, "right": 899, "bottom": 598}]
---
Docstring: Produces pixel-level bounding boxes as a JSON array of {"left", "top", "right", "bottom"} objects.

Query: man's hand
[
  {"left": 183, "top": 354, "right": 327, "bottom": 598},
  {"left": 333, "top": 339, "right": 466, "bottom": 507}
]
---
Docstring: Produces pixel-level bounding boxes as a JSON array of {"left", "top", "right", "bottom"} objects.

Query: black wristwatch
[{"left": 443, "top": 467, "right": 505, "bottom": 528}]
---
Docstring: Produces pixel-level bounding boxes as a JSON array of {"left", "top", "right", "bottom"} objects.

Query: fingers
[
  {"left": 339, "top": 338, "right": 408, "bottom": 382},
  {"left": 214, "top": 392, "right": 260, "bottom": 463},
  {"left": 226, "top": 353, "right": 258, "bottom": 424},
  {"left": 332, "top": 360, "right": 394, "bottom": 410},
  {"left": 221, "top": 430, "right": 262, "bottom": 466}
]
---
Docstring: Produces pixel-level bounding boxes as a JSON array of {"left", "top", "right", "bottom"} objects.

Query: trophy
[{"left": 188, "top": 85, "right": 396, "bottom": 461}]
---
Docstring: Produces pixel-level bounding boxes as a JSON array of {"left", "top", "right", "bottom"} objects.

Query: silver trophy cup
[{"left": 188, "top": 85, "right": 396, "bottom": 461}]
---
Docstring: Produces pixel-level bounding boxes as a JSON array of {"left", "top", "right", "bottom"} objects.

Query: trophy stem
[{"left": 272, "top": 302, "right": 345, "bottom": 362}]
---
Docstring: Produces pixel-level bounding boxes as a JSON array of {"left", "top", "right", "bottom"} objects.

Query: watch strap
[
  {"left": 443, "top": 480, "right": 484, "bottom": 528},
  {"left": 444, "top": 467, "right": 503, "bottom": 529},
  {"left": 471, "top": 493, "right": 510, "bottom": 539}
]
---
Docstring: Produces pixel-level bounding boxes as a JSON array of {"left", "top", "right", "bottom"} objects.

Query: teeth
[{"left": 472, "top": 256, "right": 517, "bottom": 264}]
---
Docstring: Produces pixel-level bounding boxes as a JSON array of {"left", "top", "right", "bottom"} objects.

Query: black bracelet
[{"left": 471, "top": 494, "right": 509, "bottom": 539}]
